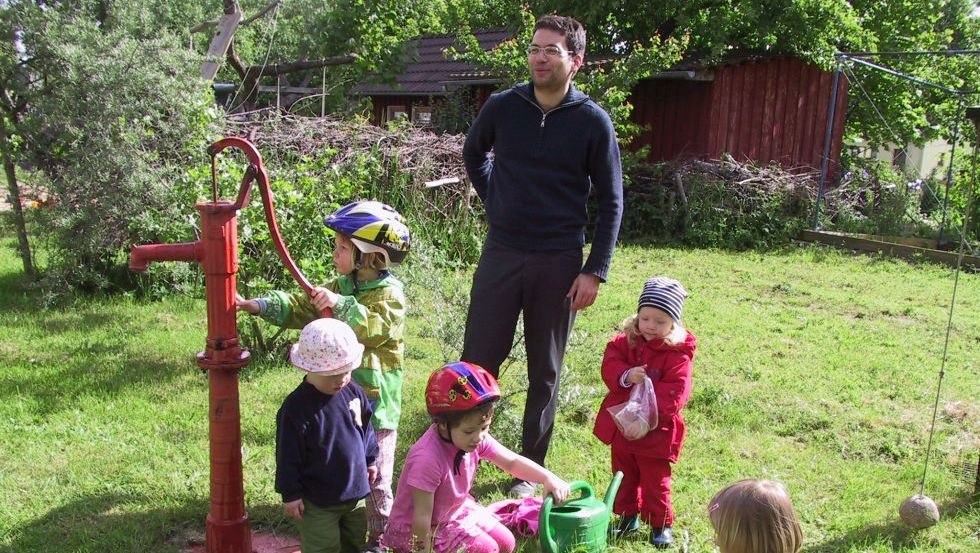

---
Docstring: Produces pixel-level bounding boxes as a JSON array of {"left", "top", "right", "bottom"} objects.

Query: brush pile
[
  {"left": 627, "top": 153, "right": 819, "bottom": 211},
  {"left": 225, "top": 113, "right": 467, "bottom": 186}
]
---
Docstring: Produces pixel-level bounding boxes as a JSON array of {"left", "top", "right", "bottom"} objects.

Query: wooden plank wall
[{"left": 631, "top": 57, "right": 848, "bottom": 177}]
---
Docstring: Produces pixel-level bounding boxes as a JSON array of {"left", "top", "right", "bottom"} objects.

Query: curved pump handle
[
  {"left": 539, "top": 480, "right": 593, "bottom": 553},
  {"left": 208, "top": 137, "right": 332, "bottom": 318}
]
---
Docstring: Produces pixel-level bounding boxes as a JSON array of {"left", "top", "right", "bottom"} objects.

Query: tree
[
  {"left": 5, "top": 4, "right": 220, "bottom": 295},
  {"left": 841, "top": 0, "right": 980, "bottom": 148},
  {"left": 0, "top": 4, "right": 36, "bottom": 278},
  {"left": 188, "top": 0, "right": 477, "bottom": 112}
]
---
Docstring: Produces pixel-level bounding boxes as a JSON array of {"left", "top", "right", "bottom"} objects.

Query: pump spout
[{"left": 129, "top": 241, "right": 203, "bottom": 272}]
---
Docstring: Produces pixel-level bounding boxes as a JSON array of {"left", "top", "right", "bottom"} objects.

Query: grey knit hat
[{"left": 638, "top": 276, "right": 688, "bottom": 322}]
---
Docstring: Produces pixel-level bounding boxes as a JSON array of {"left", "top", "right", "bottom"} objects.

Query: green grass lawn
[{"left": 1, "top": 231, "right": 977, "bottom": 552}]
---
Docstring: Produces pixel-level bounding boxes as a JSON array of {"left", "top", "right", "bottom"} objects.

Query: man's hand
[
  {"left": 283, "top": 498, "right": 304, "bottom": 521},
  {"left": 368, "top": 464, "right": 379, "bottom": 485},
  {"left": 566, "top": 273, "right": 601, "bottom": 311}
]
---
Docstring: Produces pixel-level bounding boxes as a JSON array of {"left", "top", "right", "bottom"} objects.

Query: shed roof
[
  {"left": 351, "top": 28, "right": 512, "bottom": 96},
  {"left": 352, "top": 31, "right": 809, "bottom": 98}
]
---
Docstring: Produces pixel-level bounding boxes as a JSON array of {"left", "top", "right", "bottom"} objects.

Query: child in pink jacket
[
  {"left": 383, "top": 362, "right": 570, "bottom": 553},
  {"left": 593, "top": 276, "right": 697, "bottom": 549}
]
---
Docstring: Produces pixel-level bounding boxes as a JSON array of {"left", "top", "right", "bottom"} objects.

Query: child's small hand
[
  {"left": 626, "top": 365, "right": 647, "bottom": 384},
  {"left": 544, "top": 477, "right": 571, "bottom": 505},
  {"left": 283, "top": 498, "right": 304, "bottom": 521},
  {"left": 368, "top": 464, "right": 378, "bottom": 485},
  {"left": 310, "top": 287, "right": 339, "bottom": 310},
  {"left": 235, "top": 294, "right": 260, "bottom": 315}
]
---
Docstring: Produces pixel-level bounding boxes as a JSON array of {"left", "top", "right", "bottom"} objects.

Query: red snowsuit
[{"left": 592, "top": 330, "right": 696, "bottom": 527}]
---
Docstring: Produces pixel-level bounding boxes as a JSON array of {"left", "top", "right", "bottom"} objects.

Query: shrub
[
  {"left": 823, "top": 158, "right": 910, "bottom": 235},
  {"left": 620, "top": 157, "right": 813, "bottom": 249},
  {"left": 25, "top": 23, "right": 220, "bottom": 301},
  {"left": 821, "top": 152, "right": 980, "bottom": 246},
  {"left": 221, "top": 115, "right": 486, "bottom": 303}
]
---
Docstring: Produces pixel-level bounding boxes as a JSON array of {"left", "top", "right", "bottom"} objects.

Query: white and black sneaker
[{"left": 507, "top": 479, "right": 536, "bottom": 499}]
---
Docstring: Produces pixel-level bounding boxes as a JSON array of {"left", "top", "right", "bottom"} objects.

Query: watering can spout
[{"left": 605, "top": 471, "right": 624, "bottom": 513}]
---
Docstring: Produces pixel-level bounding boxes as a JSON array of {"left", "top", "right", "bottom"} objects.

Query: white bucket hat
[{"left": 289, "top": 318, "right": 364, "bottom": 375}]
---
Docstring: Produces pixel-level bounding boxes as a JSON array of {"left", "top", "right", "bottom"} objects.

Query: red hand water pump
[{"left": 129, "top": 137, "right": 328, "bottom": 553}]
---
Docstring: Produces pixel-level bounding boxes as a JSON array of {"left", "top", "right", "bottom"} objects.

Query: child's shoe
[
  {"left": 650, "top": 526, "right": 673, "bottom": 549},
  {"left": 508, "top": 479, "right": 536, "bottom": 498},
  {"left": 361, "top": 539, "right": 388, "bottom": 553},
  {"left": 609, "top": 514, "right": 641, "bottom": 538}
]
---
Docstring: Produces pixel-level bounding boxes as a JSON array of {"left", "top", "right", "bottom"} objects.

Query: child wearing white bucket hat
[
  {"left": 239, "top": 201, "right": 410, "bottom": 552},
  {"left": 276, "top": 318, "right": 379, "bottom": 553}
]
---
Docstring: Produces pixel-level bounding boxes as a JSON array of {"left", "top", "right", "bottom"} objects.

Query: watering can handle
[
  {"left": 539, "top": 481, "right": 593, "bottom": 553},
  {"left": 209, "top": 137, "right": 332, "bottom": 318}
]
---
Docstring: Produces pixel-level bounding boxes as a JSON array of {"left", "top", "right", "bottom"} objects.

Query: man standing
[{"left": 461, "top": 14, "right": 624, "bottom": 498}]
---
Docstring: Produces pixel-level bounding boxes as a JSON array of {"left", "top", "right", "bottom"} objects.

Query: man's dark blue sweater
[
  {"left": 462, "top": 83, "right": 623, "bottom": 280},
  {"left": 275, "top": 378, "right": 378, "bottom": 507}
]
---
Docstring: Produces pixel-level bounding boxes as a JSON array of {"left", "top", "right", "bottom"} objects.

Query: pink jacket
[{"left": 592, "top": 331, "right": 697, "bottom": 462}]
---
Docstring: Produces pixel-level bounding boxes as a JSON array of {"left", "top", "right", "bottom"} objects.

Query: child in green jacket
[{"left": 240, "top": 200, "right": 410, "bottom": 553}]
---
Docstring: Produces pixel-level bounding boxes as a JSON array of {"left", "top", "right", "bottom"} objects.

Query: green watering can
[{"left": 539, "top": 471, "right": 624, "bottom": 553}]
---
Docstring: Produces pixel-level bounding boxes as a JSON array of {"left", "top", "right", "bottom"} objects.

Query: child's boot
[
  {"left": 362, "top": 536, "right": 387, "bottom": 553},
  {"left": 609, "top": 514, "right": 640, "bottom": 538},
  {"left": 650, "top": 526, "right": 673, "bottom": 549}
]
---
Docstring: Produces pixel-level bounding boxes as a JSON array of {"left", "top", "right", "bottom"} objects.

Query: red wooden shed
[
  {"left": 353, "top": 33, "right": 848, "bottom": 177},
  {"left": 630, "top": 55, "right": 848, "bottom": 175}
]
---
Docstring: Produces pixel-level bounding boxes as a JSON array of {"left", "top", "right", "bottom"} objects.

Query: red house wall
[
  {"left": 631, "top": 57, "right": 848, "bottom": 176},
  {"left": 632, "top": 79, "right": 713, "bottom": 161}
]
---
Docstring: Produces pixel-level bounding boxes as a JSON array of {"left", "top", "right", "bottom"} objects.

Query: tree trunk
[{"left": 0, "top": 115, "right": 36, "bottom": 279}]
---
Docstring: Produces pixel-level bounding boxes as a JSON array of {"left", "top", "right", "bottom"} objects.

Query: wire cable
[
  {"left": 918, "top": 138, "right": 976, "bottom": 496},
  {"left": 227, "top": 1, "right": 283, "bottom": 113}
]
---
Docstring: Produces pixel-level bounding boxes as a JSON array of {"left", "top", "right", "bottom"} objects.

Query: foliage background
[{"left": 1, "top": 1, "right": 978, "bottom": 296}]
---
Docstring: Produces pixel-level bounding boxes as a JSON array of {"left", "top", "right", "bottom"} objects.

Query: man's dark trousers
[{"left": 461, "top": 238, "right": 581, "bottom": 467}]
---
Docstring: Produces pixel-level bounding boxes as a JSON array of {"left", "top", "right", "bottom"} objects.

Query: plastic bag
[{"left": 606, "top": 376, "right": 658, "bottom": 440}]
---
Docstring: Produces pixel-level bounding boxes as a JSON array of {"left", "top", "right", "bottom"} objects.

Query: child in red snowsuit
[{"left": 593, "top": 276, "right": 696, "bottom": 549}]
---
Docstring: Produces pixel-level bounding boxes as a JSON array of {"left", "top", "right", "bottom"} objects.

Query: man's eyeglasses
[{"left": 526, "top": 45, "right": 569, "bottom": 58}]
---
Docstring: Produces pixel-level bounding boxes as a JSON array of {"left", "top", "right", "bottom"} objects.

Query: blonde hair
[
  {"left": 709, "top": 480, "right": 803, "bottom": 553},
  {"left": 622, "top": 314, "right": 687, "bottom": 348},
  {"left": 335, "top": 233, "right": 390, "bottom": 272},
  {"left": 357, "top": 251, "right": 388, "bottom": 271}
]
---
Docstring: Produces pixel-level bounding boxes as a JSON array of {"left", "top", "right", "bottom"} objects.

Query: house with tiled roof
[
  {"left": 351, "top": 28, "right": 511, "bottom": 126},
  {"left": 355, "top": 31, "right": 847, "bottom": 176}
]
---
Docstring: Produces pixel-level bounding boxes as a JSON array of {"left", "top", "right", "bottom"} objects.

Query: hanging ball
[{"left": 899, "top": 494, "right": 940, "bottom": 529}]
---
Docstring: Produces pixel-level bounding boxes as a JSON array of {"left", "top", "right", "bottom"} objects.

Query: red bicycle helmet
[{"left": 425, "top": 362, "right": 501, "bottom": 415}]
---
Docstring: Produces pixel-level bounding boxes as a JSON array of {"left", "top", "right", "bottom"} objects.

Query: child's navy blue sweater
[
  {"left": 275, "top": 378, "right": 378, "bottom": 507},
  {"left": 462, "top": 83, "right": 624, "bottom": 280}
]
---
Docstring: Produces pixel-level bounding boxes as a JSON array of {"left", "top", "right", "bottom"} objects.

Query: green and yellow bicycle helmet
[{"left": 323, "top": 200, "right": 411, "bottom": 265}]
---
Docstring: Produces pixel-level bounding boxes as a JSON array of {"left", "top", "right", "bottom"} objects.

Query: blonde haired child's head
[
  {"left": 323, "top": 200, "right": 411, "bottom": 275},
  {"left": 709, "top": 479, "right": 803, "bottom": 553},
  {"left": 624, "top": 276, "right": 688, "bottom": 346}
]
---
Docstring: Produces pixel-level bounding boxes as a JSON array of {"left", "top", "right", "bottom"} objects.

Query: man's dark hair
[{"left": 534, "top": 14, "right": 587, "bottom": 55}]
